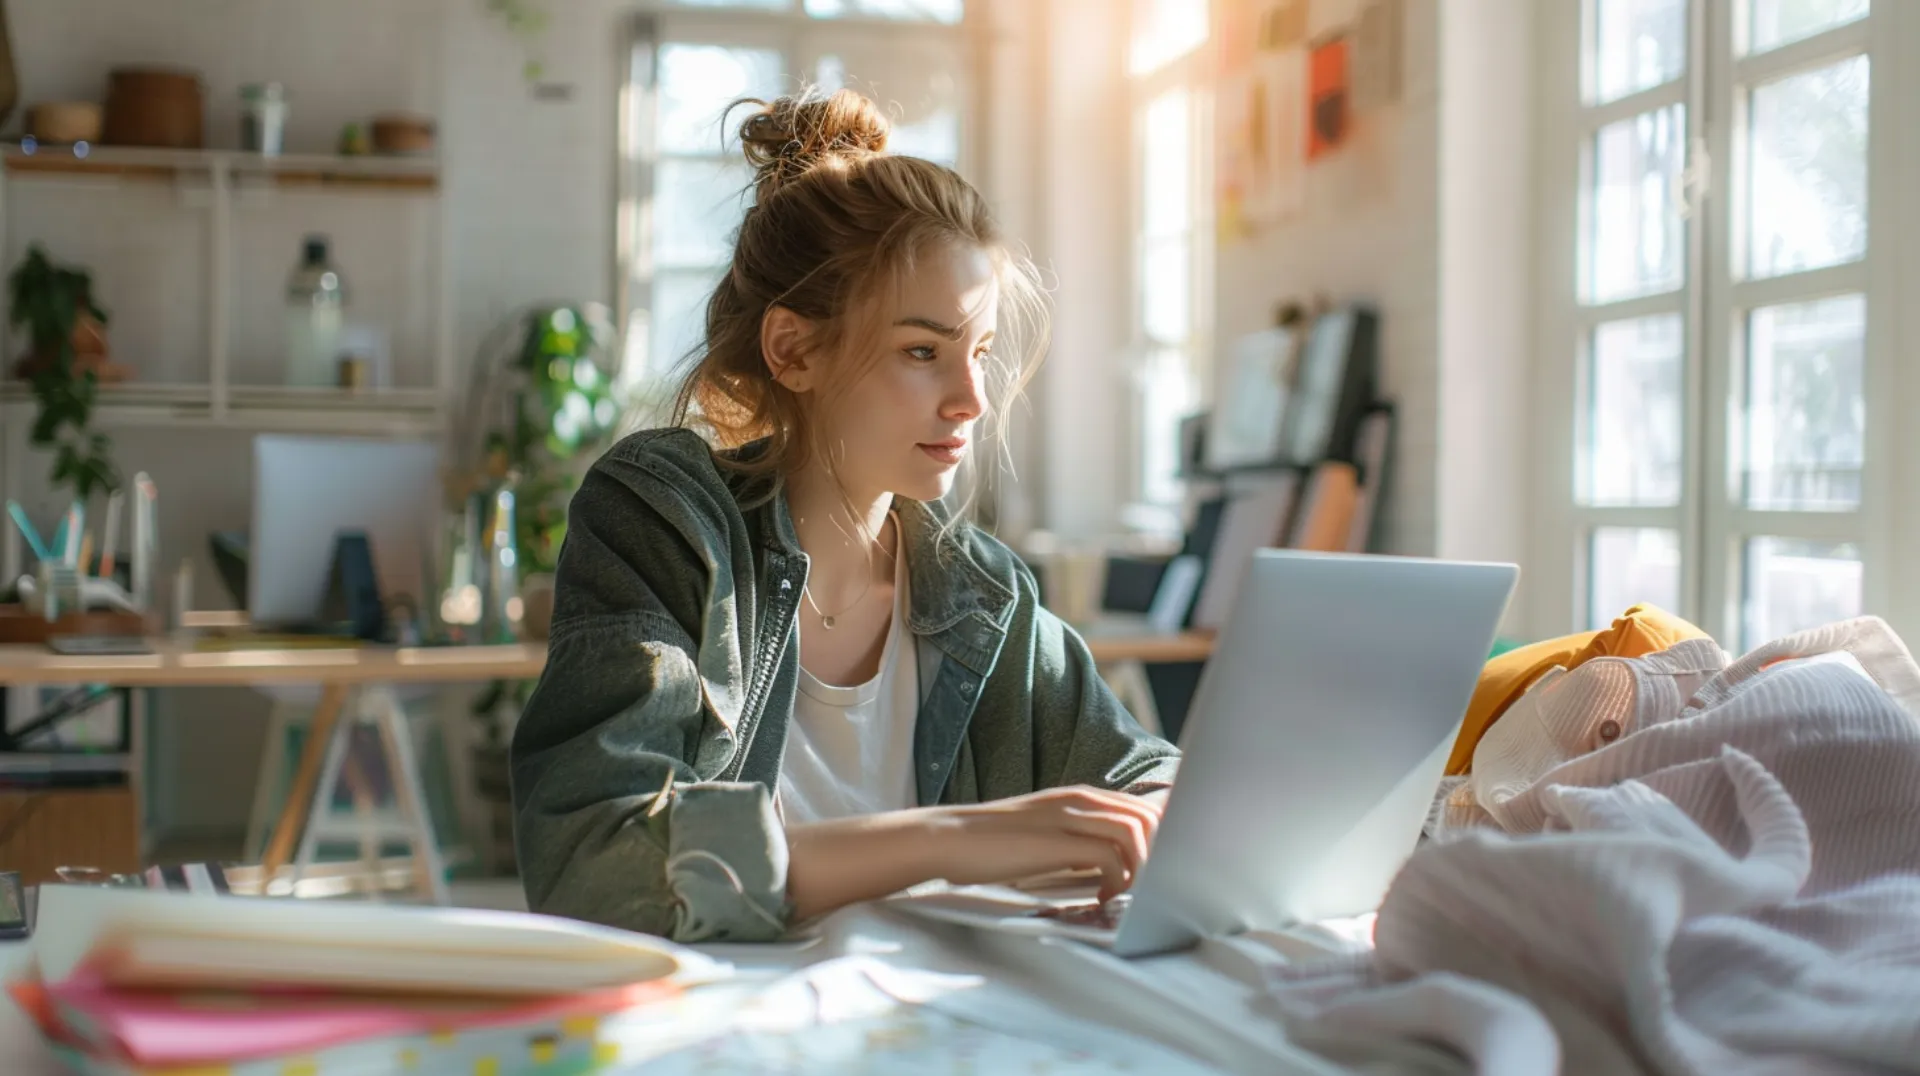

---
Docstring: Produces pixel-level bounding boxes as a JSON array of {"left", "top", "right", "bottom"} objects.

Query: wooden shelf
[
  {"left": 3, "top": 144, "right": 439, "bottom": 191},
  {"left": 0, "top": 382, "right": 443, "bottom": 436}
]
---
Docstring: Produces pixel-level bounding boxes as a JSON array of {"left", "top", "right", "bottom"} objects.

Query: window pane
[
  {"left": 1586, "top": 315, "right": 1684, "bottom": 506},
  {"left": 1589, "top": 105, "right": 1686, "bottom": 303},
  {"left": 1141, "top": 236, "right": 1190, "bottom": 345},
  {"left": 657, "top": 44, "right": 785, "bottom": 154},
  {"left": 1143, "top": 90, "right": 1192, "bottom": 238},
  {"left": 1748, "top": 56, "right": 1868, "bottom": 278},
  {"left": 654, "top": 158, "right": 752, "bottom": 268},
  {"left": 1140, "top": 347, "right": 1198, "bottom": 507},
  {"left": 1131, "top": 0, "right": 1210, "bottom": 74},
  {"left": 1747, "top": 0, "right": 1868, "bottom": 54},
  {"left": 1587, "top": 0, "right": 1687, "bottom": 104},
  {"left": 1743, "top": 537, "right": 1861, "bottom": 648},
  {"left": 1743, "top": 294, "right": 1864, "bottom": 510},
  {"left": 813, "top": 56, "right": 961, "bottom": 166},
  {"left": 888, "top": 110, "right": 959, "bottom": 164},
  {"left": 804, "top": 0, "right": 963, "bottom": 23},
  {"left": 1589, "top": 527, "right": 1682, "bottom": 629},
  {"left": 649, "top": 270, "right": 721, "bottom": 381}
]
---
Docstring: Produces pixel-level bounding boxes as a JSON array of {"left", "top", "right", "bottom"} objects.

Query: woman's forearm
[
  {"left": 784, "top": 809, "right": 944, "bottom": 922},
  {"left": 781, "top": 786, "right": 1171, "bottom": 924}
]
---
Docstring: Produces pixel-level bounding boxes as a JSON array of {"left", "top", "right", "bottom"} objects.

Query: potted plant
[
  {"left": 7, "top": 245, "right": 120, "bottom": 501},
  {"left": 459, "top": 303, "right": 625, "bottom": 873}
]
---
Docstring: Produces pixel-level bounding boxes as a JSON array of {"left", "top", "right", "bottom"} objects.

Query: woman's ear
[{"left": 762, "top": 306, "right": 818, "bottom": 393}]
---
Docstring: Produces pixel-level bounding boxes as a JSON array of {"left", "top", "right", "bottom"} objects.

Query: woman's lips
[{"left": 918, "top": 441, "right": 967, "bottom": 465}]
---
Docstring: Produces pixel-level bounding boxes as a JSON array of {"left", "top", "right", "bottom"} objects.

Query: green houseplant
[
  {"left": 458, "top": 303, "right": 625, "bottom": 873},
  {"left": 482, "top": 0, "right": 552, "bottom": 84},
  {"left": 7, "top": 245, "right": 119, "bottom": 501}
]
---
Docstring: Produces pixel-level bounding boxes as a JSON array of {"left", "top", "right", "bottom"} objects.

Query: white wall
[
  {"left": 1213, "top": 0, "right": 1442, "bottom": 556},
  {"left": 1437, "top": 0, "right": 1536, "bottom": 627},
  {"left": 1209, "top": 0, "right": 1537, "bottom": 633}
]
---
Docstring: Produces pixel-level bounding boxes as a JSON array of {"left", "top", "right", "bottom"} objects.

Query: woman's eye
[{"left": 905, "top": 345, "right": 940, "bottom": 362}]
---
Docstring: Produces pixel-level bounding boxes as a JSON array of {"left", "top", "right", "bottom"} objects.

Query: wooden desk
[
  {"left": 0, "top": 641, "right": 545, "bottom": 688},
  {"left": 0, "top": 640, "right": 544, "bottom": 902},
  {"left": 1083, "top": 630, "right": 1215, "bottom": 665}
]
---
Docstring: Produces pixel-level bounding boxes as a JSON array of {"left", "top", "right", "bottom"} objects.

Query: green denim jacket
[{"left": 510, "top": 428, "right": 1180, "bottom": 943}]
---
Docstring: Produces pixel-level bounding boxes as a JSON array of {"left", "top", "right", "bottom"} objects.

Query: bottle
[{"left": 285, "top": 236, "right": 346, "bottom": 388}]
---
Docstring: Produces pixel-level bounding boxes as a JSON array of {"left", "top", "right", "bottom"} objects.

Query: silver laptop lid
[{"left": 1113, "top": 550, "right": 1518, "bottom": 957}]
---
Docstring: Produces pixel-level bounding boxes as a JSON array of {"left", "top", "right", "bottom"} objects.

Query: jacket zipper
[{"left": 724, "top": 557, "right": 798, "bottom": 782}]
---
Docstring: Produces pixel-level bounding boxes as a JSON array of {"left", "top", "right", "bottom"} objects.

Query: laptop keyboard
[{"left": 1036, "top": 894, "right": 1132, "bottom": 931}]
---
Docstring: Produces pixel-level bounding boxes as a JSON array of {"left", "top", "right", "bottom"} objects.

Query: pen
[
  {"left": 62, "top": 502, "right": 84, "bottom": 567},
  {"left": 99, "top": 490, "right": 124, "bottom": 580},
  {"left": 5, "top": 501, "right": 50, "bottom": 562},
  {"left": 131, "top": 474, "right": 158, "bottom": 611}
]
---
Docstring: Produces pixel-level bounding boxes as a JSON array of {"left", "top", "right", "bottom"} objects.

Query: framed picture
[
  {"left": 1206, "top": 327, "right": 1297, "bottom": 471},
  {"left": 1277, "top": 306, "right": 1379, "bottom": 465}
]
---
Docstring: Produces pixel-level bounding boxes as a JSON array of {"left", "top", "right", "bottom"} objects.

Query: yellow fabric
[{"left": 1445, "top": 604, "right": 1708, "bottom": 775}]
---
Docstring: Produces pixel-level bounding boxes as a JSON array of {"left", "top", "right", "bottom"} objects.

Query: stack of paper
[{"left": 9, "top": 885, "right": 727, "bottom": 1075}]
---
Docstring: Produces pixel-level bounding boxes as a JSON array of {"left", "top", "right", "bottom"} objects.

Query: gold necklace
[
  {"left": 801, "top": 519, "right": 898, "bottom": 631},
  {"left": 802, "top": 575, "right": 870, "bottom": 631}
]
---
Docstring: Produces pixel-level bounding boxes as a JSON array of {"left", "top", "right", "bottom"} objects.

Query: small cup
[{"left": 239, "top": 83, "right": 290, "bottom": 157}]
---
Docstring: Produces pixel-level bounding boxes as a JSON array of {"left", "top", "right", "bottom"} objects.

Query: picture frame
[{"left": 1276, "top": 305, "right": 1379, "bottom": 465}]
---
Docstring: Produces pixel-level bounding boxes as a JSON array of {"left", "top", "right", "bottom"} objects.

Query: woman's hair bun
[{"left": 737, "top": 89, "right": 891, "bottom": 196}]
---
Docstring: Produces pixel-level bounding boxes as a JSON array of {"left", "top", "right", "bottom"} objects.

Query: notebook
[{"left": 33, "top": 885, "right": 726, "bottom": 997}]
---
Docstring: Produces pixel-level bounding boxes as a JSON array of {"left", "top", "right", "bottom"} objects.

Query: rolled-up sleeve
[{"left": 509, "top": 455, "right": 790, "bottom": 943}]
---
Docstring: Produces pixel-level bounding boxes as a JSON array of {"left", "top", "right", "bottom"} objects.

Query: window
[
  {"left": 618, "top": 2, "right": 969, "bottom": 399},
  {"left": 1539, "top": 0, "right": 1911, "bottom": 649},
  {"left": 1126, "top": 0, "right": 1211, "bottom": 533}
]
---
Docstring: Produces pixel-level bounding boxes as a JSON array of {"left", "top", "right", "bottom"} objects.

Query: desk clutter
[
  {"left": 4, "top": 476, "right": 160, "bottom": 648},
  {"left": 8, "top": 884, "right": 717, "bottom": 1076},
  {"left": 2, "top": 885, "right": 1217, "bottom": 1076}
]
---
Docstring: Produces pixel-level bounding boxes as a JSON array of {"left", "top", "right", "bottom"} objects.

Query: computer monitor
[{"left": 248, "top": 435, "right": 441, "bottom": 631}]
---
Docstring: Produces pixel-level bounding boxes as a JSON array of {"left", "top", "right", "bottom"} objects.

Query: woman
[{"left": 512, "top": 90, "right": 1179, "bottom": 943}]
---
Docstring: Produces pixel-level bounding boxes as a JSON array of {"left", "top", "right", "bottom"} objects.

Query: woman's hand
[
  {"left": 921, "top": 785, "right": 1163, "bottom": 902},
  {"left": 784, "top": 786, "right": 1164, "bottom": 922}
]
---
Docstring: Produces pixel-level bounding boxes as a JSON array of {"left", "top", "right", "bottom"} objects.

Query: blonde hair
[{"left": 670, "top": 89, "right": 1048, "bottom": 514}]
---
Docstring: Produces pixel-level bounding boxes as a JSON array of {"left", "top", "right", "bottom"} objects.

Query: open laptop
[{"left": 894, "top": 549, "right": 1518, "bottom": 957}]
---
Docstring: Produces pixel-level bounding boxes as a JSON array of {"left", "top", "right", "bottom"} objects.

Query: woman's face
[{"left": 808, "top": 241, "right": 998, "bottom": 504}]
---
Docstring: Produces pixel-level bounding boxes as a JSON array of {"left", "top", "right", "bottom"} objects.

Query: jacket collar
[{"left": 728, "top": 453, "right": 1015, "bottom": 674}]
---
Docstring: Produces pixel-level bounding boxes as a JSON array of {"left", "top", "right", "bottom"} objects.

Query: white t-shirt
[{"left": 776, "top": 538, "right": 918, "bottom": 824}]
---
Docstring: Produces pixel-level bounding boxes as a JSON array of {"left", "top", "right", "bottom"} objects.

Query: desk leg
[
  {"left": 260, "top": 684, "right": 349, "bottom": 879},
  {"left": 370, "top": 688, "right": 450, "bottom": 906}
]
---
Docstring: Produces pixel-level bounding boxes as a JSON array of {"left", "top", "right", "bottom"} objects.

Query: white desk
[{"left": 0, "top": 902, "right": 1355, "bottom": 1075}]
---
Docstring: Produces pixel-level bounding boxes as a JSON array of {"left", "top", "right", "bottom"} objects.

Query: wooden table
[
  {"left": 0, "top": 641, "right": 545, "bottom": 902},
  {"left": 0, "top": 640, "right": 545, "bottom": 688},
  {"left": 1084, "top": 629, "right": 1215, "bottom": 664}
]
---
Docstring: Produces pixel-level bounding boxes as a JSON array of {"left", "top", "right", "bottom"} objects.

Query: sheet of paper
[{"left": 605, "top": 957, "right": 1222, "bottom": 1075}]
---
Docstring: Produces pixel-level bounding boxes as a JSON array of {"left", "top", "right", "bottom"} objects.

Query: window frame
[
  {"left": 616, "top": 5, "right": 977, "bottom": 397},
  {"left": 1122, "top": 3, "right": 1213, "bottom": 534},
  {"left": 1531, "top": 0, "right": 1917, "bottom": 647}
]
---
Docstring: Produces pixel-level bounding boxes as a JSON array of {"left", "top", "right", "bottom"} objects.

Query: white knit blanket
[{"left": 1266, "top": 617, "right": 1920, "bottom": 1075}]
